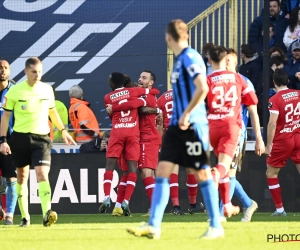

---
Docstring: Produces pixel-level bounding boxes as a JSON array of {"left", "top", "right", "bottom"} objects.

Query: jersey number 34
[{"left": 212, "top": 85, "right": 238, "bottom": 109}]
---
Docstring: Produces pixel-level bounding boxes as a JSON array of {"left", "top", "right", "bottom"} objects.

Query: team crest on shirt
[
  {"left": 268, "top": 102, "right": 272, "bottom": 108},
  {"left": 21, "top": 104, "right": 27, "bottom": 110},
  {"left": 176, "top": 60, "right": 182, "bottom": 69}
]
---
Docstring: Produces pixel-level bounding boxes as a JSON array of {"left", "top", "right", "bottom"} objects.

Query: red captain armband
[
  {"left": 149, "top": 88, "right": 160, "bottom": 95},
  {"left": 241, "top": 90, "right": 258, "bottom": 106}
]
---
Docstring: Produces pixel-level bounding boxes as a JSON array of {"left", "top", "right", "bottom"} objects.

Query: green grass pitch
[{"left": 1, "top": 213, "right": 300, "bottom": 250}]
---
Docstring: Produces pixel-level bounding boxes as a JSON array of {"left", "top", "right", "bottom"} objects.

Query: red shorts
[
  {"left": 117, "top": 151, "right": 138, "bottom": 171},
  {"left": 118, "top": 152, "right": 128, "bottom": 171},
  {"left": 209, "top": 124, "right": 240, "bottom": 159},
  {"left": 138, "top": 143, "right": 160, "bottom": 170},
  {"left": 106, "top": 136, "right": 140, "bottom": 161},
  {"left": 267, "top": 133, "right": 300, "bottom": 167}
]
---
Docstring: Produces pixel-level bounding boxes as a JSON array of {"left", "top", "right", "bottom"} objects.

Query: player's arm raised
[{"left": 179, "top": 74, "right": 208, "bottom": 130}]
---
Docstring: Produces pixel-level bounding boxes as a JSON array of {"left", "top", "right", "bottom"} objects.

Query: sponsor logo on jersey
[
  {"left": 114, "top": 122, "right": 137, "bottom": 128},
  {"left": 282, "top": 92, "right": 299, "bottom": 100},
  {"left": 211, "top": 74, "right": 235, "bottom": 82},
  {"left": 268, "top": 102, "right": 272, "bottom": 108},
  {"left": 110, "top": 90, "right": 130, "bottom": 100}
]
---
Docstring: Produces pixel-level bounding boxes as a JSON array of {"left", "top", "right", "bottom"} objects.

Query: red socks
[
  {"left": 1, "top": 194, "right": 6, "bottom": 212},
  {"left": 116, "top": 175, "right": 127, "bottom": 204},
  {"left": 186, "top": 174, "right": 198, "bottom": 204},
  {"left": 267, "top": 177, "right": 283, "bottom": 209},
  {"left": 170, "top": 173, "right": 179, "bottom": 206},
  {"left": 103, "top": 170, "right": 113, "bottom": 196},
  {"left": 124, "top": 172, "right": 137, "bottom": 201},
  {"left": 143, "top": 176, "right": 155, "bottom": 204},
  {"left": 215, "top": 163, "right": 227, "bottom": 178},
  {"left": 219, "top": 174, "right": 230, "bottom": 205}
]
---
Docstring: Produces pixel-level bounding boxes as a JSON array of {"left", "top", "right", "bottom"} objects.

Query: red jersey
[
  {"left": 157, "top": 90, "right": 173, "bottom": 130},
  {"left": 268, "top": 88, "right": 300, "bottom": 141},
  {"left": 139, "top": 94, "right": 162, "bottom": 145},
  {"left": 104, "top": 87, "right": 153, "bottom": 137},
  {"left": 206, "top": 70, "right": 258, "bottom": 128}
]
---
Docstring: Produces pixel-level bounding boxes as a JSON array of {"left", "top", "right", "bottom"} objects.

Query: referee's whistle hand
[{"left": 0, "top": 143, "right": 11, "bottom": 155}]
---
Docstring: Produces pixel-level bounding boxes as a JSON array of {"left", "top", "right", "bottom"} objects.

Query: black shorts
[
  {"left": 159, "top": 125, "right": 210, "bottom": 170},
  {"left": 231, "top": 137, "right": 247, "bottom": 172},
  {"left": 0, "top": 153, "right": 16, "bottom": 178},
  {"left": 9, "top": 132, "right": 52, "bottom": 168}
]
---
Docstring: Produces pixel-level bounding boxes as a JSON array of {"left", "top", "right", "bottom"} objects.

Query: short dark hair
[
  {"left": 123, "top": 74, "right": 132, "bottom": 87},
  {"left": 25, "top": 57, "right": 42, "bottom": 68},
  {"left": 270, "top": 56, "right": 285, "bottom": 67},
  {"left": 270, "top": 0, "right": 280, "bottom": 5},
  {"left": 203, "top": 43, "right": 214, "bottom": 53},
  {"left": 273, "top": 69, "right": 289, "bottom": 87},
  {"left": 241, "top": 44, "right": 254, "bottom": 58},
  {"left": 166, "top": 19, "right": 188, "bottom": 42},
  {"left": 109, "top": 72, "right": 124, "bottom": 88},
  {"left": 143, "top": 70, "right": 156, "bottom": 83},
  {"left": 209, "top": 46, "right": 227, "bottom": 63},
  {"left": 269, "top": 46, "right": 285, "bottom": 56}
]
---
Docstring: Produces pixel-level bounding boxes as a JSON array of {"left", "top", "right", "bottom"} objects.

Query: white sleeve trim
[
  {"left": 269, "top": 110, "right": 279, "bottom": 114},
  {"left": 242, "top": 86, "right": 253, "bottom": 95},
  {"left": 138, "top": 97, "right": 147, "bottom": 106}
]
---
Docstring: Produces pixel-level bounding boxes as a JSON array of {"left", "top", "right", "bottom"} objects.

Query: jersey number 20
[{"left": 186, "top": 141, "right": 202, "bottom": 156}]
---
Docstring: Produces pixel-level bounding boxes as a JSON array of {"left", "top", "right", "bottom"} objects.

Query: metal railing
[{"left": 167, "top": 0, "right": 263, "bottom": 88}]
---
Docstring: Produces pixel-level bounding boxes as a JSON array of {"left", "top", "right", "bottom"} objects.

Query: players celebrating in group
[
  {"left": 101, "top": 18, "right": 300, "bottom": 240},
  {"left": 102, "top": 18, "right": 265, "bottom": 240}
]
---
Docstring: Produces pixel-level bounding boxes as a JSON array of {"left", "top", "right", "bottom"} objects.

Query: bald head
[{"left": 0, "top": 60, "right": 10, "bottom": 82}]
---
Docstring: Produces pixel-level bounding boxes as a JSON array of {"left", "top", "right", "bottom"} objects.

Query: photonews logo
[{"left": 267, "top": 234, "right": 300, "bottom": 243}]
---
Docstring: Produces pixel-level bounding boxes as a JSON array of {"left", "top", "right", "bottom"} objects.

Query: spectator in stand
[
  {"left": 239, "top": 44, "right": 262, "bottom": 90},
  {"left": 281, "top": 0, "right": 300, "bottom": 17},
  {"left": 203, "top": 43, "right": 214, "bottom": 75},
  {"left": 285, "top": 41, "right": 300, "bottom": 89},
  {"left": 252, "top": 23, "right": 278, "bottom": 57},
  {"left": 256, "top": 56, "right": 286, "bottom": 124},
  {"left": 249, "top": 0, "right": 289, "bottom": 52},
  {"left": 269, "top": 47, "right": 287, "bottom": 61},
  {"left": 284, "top": 7, "right": 300, "bottom": 49},
  {"left": 69, "top": 85, "right": 100, "bottom": 143}
]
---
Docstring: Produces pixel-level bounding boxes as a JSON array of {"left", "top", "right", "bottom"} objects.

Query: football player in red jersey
[
  {"left": 206, "top": 46, "right": 259, "bottom": 218},
  {"left": 109, "top": 71, "right": 162, "bottom": 214},
  {"left": 265, "top": 69, "right": 300, "bottom": 216},
  {"left": 137, "top": 71, "right": 162, "bottom": 214},
  {"left": 111, "top": 76, "right": 139, "bottom": 217},
  {"left": 99, "top": 72, "right": 159, "bottom": 215},
  {"left": 157, "top": 90, "right": 204, "bottom": 215}
]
